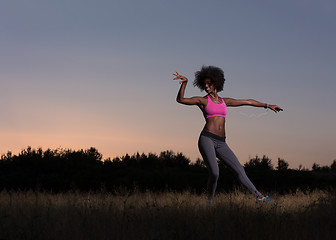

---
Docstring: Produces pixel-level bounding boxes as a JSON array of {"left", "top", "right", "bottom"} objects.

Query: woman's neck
[
  {"left": 209, "top": 92, "right": 221, "bottom": 103},
  {"left": 209, "top": 92, "right": 218, "bottom": 98}
]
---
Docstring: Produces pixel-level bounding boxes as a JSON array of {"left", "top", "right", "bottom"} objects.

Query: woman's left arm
[{"left": 224, "top": 98, "right": 283, "bottom": 113}]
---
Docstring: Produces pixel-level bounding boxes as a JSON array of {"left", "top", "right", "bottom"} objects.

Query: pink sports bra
[{"left": 202, "top": 95, "right": 227, "bottom": 119}]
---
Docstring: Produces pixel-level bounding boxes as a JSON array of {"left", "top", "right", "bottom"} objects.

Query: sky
[{"left": 1, "top": 0, "right": 335, "bottom": 169}]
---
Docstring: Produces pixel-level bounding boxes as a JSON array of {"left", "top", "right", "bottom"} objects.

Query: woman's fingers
[
  {"left": 173, "top": 72, "right": 188, "bottom": 84},
  {"left": 173, "top": 72, "right": 183, "bottom": 80},
  {"left": 273, "top": 105, "right": 283, "bottom": 112},
  {"left": 269, "top": 105, "right": 283, "bottom": 113},
  {"left": 173, "top": 74, "right": 179, "bottom": 80}
]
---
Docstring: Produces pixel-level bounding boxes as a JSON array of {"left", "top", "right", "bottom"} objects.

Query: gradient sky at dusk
[{"left": 1, "top": 0, "right": 335, "bottom": 169}]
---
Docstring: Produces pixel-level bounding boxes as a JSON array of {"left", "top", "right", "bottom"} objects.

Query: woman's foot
[
  {"left": 257, "top": 195, "right": 275, "bottom": 204},
  {"left": 207, "top": 199, "right": 214, "bottom": 207},
  {"left": 257, "top": 195, "right": 266, "bottom": 201}
]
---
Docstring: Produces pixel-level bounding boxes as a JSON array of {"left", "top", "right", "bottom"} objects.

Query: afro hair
[{"left": 193, "top": 65, "right": 225, "bottom": 92}]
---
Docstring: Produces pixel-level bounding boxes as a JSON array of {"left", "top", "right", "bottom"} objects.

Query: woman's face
[{"left": 204, "top": 78, "right": 216, "bottom": 94}]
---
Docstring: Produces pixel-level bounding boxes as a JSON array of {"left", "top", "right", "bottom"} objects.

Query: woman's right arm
[{"left": 173, "top": 72, "right": 204, "bottom": 106}]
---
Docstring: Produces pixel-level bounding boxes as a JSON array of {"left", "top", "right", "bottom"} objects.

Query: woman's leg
[
  {"left": 198, "top": 135, "right": 219, "bottom": 201},
  {"left": 215, "top": 142, "right": 263, "bottom": 198}
]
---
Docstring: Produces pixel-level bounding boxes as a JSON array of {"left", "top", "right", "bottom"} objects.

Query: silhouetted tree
[
  {"left": 312, "top": 163, "right": 321, "bottom": 172},
  {"left": 1, "top": 151, "right": 12, "bottom": 160},
  {"left": 159, "top": 150, "right": 190, "bottom": 168},
  {"left": 311, "top": 163, "right": 331, "bottom": 172},
  {"left": 244, "top": 155, "right": 273, "bottom": 170},
  {"left": 276, "top": 158, "right": 289, "bottom": 171},
  {"left": 193, "top": 158, "right": 206, "bottom": 168},
  {"left": 122, "top": 153, "right": 137, "bottom": 167},
  {"left": 331, "top": 160, "right": 336, "bottom": 172},
  {"left": 1, "top": 147, "right": 336, "bottom": 194},
  {"left": 321, "top": 166, "right": 331, "bottom": 172},
  {"left": 137, "top": 152, "right": 161, "bottom": 169},
  {"left": 297, "top": 164, "right": 309, "bottom": 171}
]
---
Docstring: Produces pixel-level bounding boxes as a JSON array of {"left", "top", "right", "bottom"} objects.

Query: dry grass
[{"left": 0, "top": 189, "right": 335, "bottom": 240}]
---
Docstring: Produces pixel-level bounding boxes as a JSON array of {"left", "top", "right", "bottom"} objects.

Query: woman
[{"left": 173, "top": 65, "right": 282, "bottom": 206}]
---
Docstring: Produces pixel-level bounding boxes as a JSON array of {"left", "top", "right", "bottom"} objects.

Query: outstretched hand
[
  {"left": 173, "top": 72, "right": 188, "bottom": 84},
  {"left": 269, "top": 105, "right": 283, "bottom": 113}
]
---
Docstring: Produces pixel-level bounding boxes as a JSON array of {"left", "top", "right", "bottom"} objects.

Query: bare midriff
[{"left": 202, "top": 116, "right": 226, "bottom": 137}]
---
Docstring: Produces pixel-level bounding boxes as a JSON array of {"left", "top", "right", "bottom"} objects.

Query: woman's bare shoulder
[
  {"left": 194, "top": 96, "right": 208, "bottom": 104},
  {"left": 222, "top": 97, "right": 233, "bottom": 105},
  {"left": 191, "top": 96, "right": 208, "bottom": 107}
]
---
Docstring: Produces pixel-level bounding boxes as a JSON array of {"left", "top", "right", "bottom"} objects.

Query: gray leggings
[{"left": 198, "top": 131, "right": 262, "bottom": 199}]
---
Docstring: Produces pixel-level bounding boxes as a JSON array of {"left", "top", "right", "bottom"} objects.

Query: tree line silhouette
[{"left": 0, "top": 147, "right": 335, "bottom": 194}]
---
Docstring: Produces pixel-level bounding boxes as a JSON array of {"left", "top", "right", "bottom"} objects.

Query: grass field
[{"left": 0, "top": 188, "right": 335, "bottom": 240}]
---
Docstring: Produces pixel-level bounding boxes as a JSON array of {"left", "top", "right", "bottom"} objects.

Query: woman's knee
[{"left": 209, "top": 170, "right": 219, "bottom": 181}]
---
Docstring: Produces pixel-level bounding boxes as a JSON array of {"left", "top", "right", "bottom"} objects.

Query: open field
[{"left": 0, "top": 189, "right": 335, "bottom": 240}]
